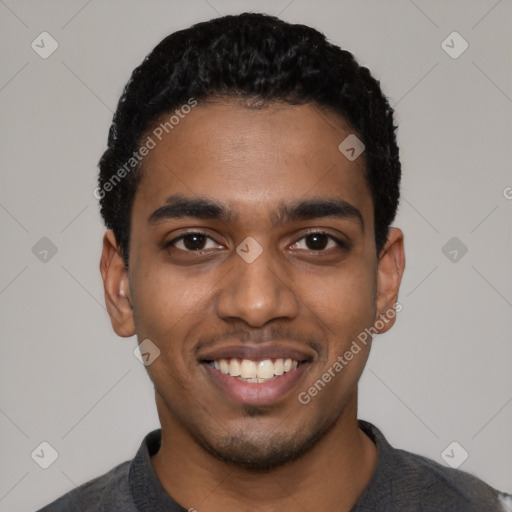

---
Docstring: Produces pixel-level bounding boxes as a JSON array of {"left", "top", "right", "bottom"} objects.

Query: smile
[
  {"left": 207, "top": 358, "right": 301, "bottom": 383},
  {"left": 198, "top": 343, "right": 315, "bottom": 405}
]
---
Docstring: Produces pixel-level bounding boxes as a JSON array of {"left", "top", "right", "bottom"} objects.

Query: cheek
[
  {"left": 299, "top": 274, "right": 375, "bottom": 406},
  {"left": 296, "top": 264, "right": 377, "bottom": 370},
  {"left": 300, "top": 264, "right": 376, "bottom": 323},
  {"left": 130, "top": 261, "right": 208, "bottom": 340},
  {"left": 130, "top": 272, "right": 209, "bottom": 388}
]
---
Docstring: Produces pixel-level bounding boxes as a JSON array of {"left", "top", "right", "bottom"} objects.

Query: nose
[{"left": 215, "top": 243, "right": 300, "bottom": 327}]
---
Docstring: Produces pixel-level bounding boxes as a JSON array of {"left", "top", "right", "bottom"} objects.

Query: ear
[
  {"left": 100, "top": 230, "right": 135, "bottom": 338},
  {"left": 374, "top": 228, "right": 405, "bottom": 334}
]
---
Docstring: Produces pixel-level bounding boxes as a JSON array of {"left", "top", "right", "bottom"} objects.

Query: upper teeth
[{"left": 213, "top": 358, "right": 299, "bottom": 380}]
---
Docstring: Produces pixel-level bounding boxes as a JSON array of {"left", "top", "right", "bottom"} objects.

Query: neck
[{"left": 151, "top": 392, "right": 377, "bottom": 512}]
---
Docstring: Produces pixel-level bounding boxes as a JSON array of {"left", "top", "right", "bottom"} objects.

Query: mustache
[{"left": 194, "top": 324, "right": 324, "bottom": 355}]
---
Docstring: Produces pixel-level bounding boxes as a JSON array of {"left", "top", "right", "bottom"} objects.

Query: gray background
[{"left": 1, "top": 1, "right": 511, "bottom": 510}]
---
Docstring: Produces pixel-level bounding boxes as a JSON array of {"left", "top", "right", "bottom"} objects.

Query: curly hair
[{"left": 97, "top": 12, "right": 400, "bottom": 265}]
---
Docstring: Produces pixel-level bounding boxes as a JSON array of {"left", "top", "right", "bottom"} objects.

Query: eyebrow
[
  {"left": 148, "top": 195, "right": 234, "bottom": 224},
  {"left": 272, "top": 198, "right": 364, "bottom": 232},
  {"left": 148, "top": 194, "right": 364, "bottom": 231}
]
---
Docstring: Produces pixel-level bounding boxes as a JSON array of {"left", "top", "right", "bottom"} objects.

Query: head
[{"left": 99, "top": 13, "right": 405, "bottom": 470}]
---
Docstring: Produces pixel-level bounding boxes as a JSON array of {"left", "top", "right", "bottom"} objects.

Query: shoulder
[
  {"left": 391, "top": 445, "right": 504, "bottom": 510},
  {"left": 35, "top": 460, "right": 134, "bottom": 512},
  {"left": 356, "top": 420, "right": 509, "bottom": 512}
]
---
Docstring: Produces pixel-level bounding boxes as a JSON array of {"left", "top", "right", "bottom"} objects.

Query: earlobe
[
  {"left": 374, "top": 228, "right": 405, "bottom": 334},
  {"left": 100, "top": 231, "right": 136, "bottom": 338}
]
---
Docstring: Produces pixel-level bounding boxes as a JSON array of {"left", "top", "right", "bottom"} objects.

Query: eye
[
  {"left": 290, "top": 232, "right": 347, "bottom": 251},
  {"left": 166, "top": 232, "right": 223, "bottom": 252}
]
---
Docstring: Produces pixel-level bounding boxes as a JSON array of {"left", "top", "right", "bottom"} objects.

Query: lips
[
  {"left": 199, "top": 343, "right": 314, "bottom": 405},
  {"left": 198, "top": 342, "right": 314, "bottom": 364}
]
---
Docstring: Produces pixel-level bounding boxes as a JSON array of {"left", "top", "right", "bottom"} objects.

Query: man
[{"left": 38, "top": 12, "right": 510, "bottom": 512}]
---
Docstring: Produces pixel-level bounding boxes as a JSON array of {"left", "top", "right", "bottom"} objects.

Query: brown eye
[
  {"left": 181, "top": 234, "right": 208, "bottom": 250},
  {"left": 304, "top": 233, "right": 330, "bottom": 250},
  {"left": 291, "top": 232, "right": 346, "bottom": 252},
  {"left": 167, "top": 232, "right": 221, "bottom": 252}
]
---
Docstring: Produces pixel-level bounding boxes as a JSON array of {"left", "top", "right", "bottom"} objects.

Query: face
[{"left": 101, "top": 100, "right": 404, "bottom": 470}]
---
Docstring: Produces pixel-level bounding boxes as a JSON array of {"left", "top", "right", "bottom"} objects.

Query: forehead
[{"left": 134, "top": 101, "right": 373, "bottom": 228}]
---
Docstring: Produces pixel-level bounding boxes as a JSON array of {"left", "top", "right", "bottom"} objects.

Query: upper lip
[{"left": 198, "top": 342, "right": 316, "bottom": 363}]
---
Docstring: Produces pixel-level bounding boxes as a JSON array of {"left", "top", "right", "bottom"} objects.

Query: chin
[{"left": 192, "top": 413, "right": 336, "bottom": 471}]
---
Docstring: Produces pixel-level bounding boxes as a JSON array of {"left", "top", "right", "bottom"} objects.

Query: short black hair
[{"left": 97, "top": 12, "right": 400, "bottom": 265}]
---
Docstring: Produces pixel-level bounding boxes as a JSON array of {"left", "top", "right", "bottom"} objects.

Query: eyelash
[
  {"left": 290, "top": 232, "right": 349, "bottom": 251},
  {"left": 165, "top": 230, "right": 349, "bottom": 253},
  {"left": 165, "top": 231, "right": 219, "bottom": 252}
]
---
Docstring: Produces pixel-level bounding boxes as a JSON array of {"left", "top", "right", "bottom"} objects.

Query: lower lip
[{"left": 202, "top": 362, "right": 310, "bottom": 406}]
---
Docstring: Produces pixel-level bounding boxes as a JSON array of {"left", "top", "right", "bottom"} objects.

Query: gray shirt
[{"left": 36, "top": 420, "right": 510, "bottom": 511}]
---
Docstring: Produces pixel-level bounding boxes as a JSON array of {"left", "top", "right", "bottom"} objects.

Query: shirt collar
[
  {"left": 128, "top": 420, "right": 387, "bottom": 511},
  {"left": 129, "top": 428, "right": 186, "bottom": 512}
]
